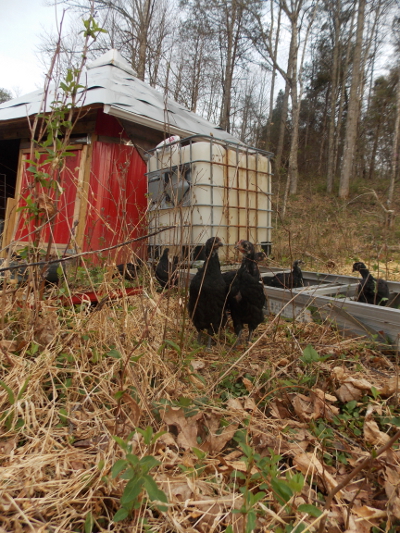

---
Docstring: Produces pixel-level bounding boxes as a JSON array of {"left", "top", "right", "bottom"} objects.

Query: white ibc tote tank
[{"left": 146, "top": 135, "right": 273, "bottom": 262}]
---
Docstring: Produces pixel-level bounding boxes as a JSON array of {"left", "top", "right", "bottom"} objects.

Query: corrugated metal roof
[{"left": 0, "top": 49, "right": 240, "bottom": 143}]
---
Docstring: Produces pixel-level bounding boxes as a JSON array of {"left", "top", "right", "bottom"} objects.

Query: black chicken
[
  {"left": 116, "top": 259, "right": 144, "bottom": 281},
  {"left": 227, "top": 240, "right": 266, "bottom": 345},
  {"left": 264, "top": 260, "right": 304, "bottom": 289},
  {"left": 352, "top": 262, "right": 389, "bottom": 306},
  {"left": 155, "top": 248, "right": 179, "bottom": 288},
  {"left": 222, "top": 250, "right": 265, "bottom": 288},
  {"left": 255, "top": 251, "right": 267, "bottom": 263},
  {"left": 188, "top": 236, "right": 227, "bottom": 347},
  {"left": 192, "top": 245, "right": 206, "bottom": 262}
]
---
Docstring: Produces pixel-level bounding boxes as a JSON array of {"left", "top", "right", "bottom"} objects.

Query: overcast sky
[{"left": 0, "top": 0, "right": 65, "bottom": 97}]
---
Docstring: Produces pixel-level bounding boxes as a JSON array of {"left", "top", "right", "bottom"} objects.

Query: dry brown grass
[
  {"left": 271, "top": 188, "right": 400, "bottom": 281},
  {"left": 0, "top": 190, "right": 400, "bottom": 533}
]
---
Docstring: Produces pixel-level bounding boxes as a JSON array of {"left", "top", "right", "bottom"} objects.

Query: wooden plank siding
[{"left": 1, "top": 110, "right": 150, "bottom": 262}]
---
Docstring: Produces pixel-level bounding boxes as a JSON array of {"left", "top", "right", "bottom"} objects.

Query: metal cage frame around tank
[{"left": 146, "top": 135, "right": 274, "bottom": 261}]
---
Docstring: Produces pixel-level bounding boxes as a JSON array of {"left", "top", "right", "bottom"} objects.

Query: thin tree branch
[
  {"left": 0, "top": 226, "right": 176, "bottom": 274},
  {"left": 317, "top": 428, "right": 400, "bottom": 533}
]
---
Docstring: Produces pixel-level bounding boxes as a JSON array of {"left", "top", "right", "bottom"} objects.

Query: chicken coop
[
  {"left": 0, "top": 50, "right": 243, "bottom": 264},
  {"left": 146, "top": 135, "right": 273, "bottom": 262}
]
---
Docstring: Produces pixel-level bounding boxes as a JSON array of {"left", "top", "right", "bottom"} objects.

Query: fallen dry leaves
[
  {"left": 293, "top": 452, "right": 344, "bottom": 499},
  {"left": 161, "top": 406, "right": 239, "bottom": 453},
  {"left": 363, "top": 406, "right": 391, "bottom": 447},
  {"left": 290, "top": 389, "right": 339, "bottom": 422},
  {"left": 0, "top": 289, "right": 400, "bottom": 533}
]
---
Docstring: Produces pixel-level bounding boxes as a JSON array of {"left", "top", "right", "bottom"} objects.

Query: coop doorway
[{"left": 0, "top": 139, "right": 19, "bottom": 239}]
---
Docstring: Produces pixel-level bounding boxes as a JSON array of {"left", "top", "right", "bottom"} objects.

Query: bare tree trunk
[
  {"left": 318, "top": 90, "right": 329, "bottom": 175},
  {"left": 219, "top": 0, "right": 244, "bottom": 132},
  {"left": 172, "top": 56, "right": 184, "bottom": 102},
  {"left": 287, "top": 0, "right": 317, "bottom": 195},
  {"left": 333, "top": 8, "right": 355, "bottom": 181},
  {"left": 288, "top": 28, "right": 299, "bottom": 195},
  {"left": 265, "top": 1, "right": 282, "bottom": 150},
  {"left": 240, "top": 84, "right": 252, "bottom": 141},
  {"left": 169, "top": 24, "right": 210, "bottom": 114},
  {"left": 387, "top": 67, "right": 400, "bottom": 227},
  {"left": 281, "top": 28, "right": 296, "bottom": 215},
  {"left": 275, "top": 76, "right": 291, "bottom": 173},
  {"left": 326, "top": 1, "right": 340, "bottom": 193},
  {"left": 339, "top": 0, "right": 366, "bottom": 199},
  {"left": 368, "top": 119, "right": 382, "bottom": 181},
  {"left": 136, "top": 0, "right": 153, "bottom": 80},
  {"left": 190, "top": 38, "right": 204, "bottom": 112},
  {"left": 282, "top": 163, "right": 292, "bottom": 217},
  {"left": 147, "top": 7, "right": 169, "bottom": 86},
  {"left": 95, "top": 0, "right": 155, "bottom": 80}
]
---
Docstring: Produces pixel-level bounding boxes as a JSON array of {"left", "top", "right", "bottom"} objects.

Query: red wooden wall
[
  {"left": 14, "top": 111, "right": 148, "bottom": 262},
  {"left": 15, "top": 150, "right": 82, "bottom": 246},
  {"left": 83, "top": 140, "right": 147, "bottom": 262}
]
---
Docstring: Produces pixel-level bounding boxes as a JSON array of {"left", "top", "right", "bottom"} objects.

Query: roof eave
[
  {"left": 103, "top": 104, "right": 241, "bottom": 143},
  {"left": 104, "top": 104, "right": 194, "bottom": 138}
]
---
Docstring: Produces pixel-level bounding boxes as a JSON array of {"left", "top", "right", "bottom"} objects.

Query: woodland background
[{"left": 1, "top": 0, "right": 400, "bottom": 215}]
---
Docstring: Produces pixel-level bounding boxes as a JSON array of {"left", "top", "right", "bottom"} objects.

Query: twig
[
  {"left": 206, "top": 291, "right": 305, "bottom": 395},
  {"left": 295, "top": 510, "right": 329, "bottom": 533},
  {"left": 395, "top": 339, "right": 399, "bottom": 407},
  {"left": 0, "top": 210, "right": 58, "bottom": 256},
  {"left": 0, "top": 226, "right": 176, "bottom": 274},
  {"left": 317, "top": 428, "right": 400, "bottom": 533},
  {"left": 4, "top": 493, "right": 36, "bottom": 532}
]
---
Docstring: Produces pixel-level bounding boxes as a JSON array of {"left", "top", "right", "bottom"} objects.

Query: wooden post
[{"left": 74, "top": 135, "right": 96, "bottom": 251}]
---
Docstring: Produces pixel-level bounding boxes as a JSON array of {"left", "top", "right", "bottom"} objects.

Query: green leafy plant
[
  {"left": 0, "top": 376, "right": 31, "bottom": 430},
  {"left": 179, "top": 447, "right": 208, "bottom": 477},
  {"left": 84, "top": 511, "right": 94, "bottom": 533},
  {"left": 300, "top": 344, "right": 328, "bottom": 364},
  {"left": 27, "top": 342, "right": 40, "bottom": 357},
  {"left": 371, "top": 386, "right": 381, "bottom": 400},
  {"left": 111, "top": 430, "right": 168, "bottom": 522},
  {"left": 218, "top": 372, "right": 254, "bottom": 400},
  {"left": 229, "top": 436, "right": 321, "bottom": 533},
  {"left": 333, "top": 400, "right": 363, "bottom": 437}
]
